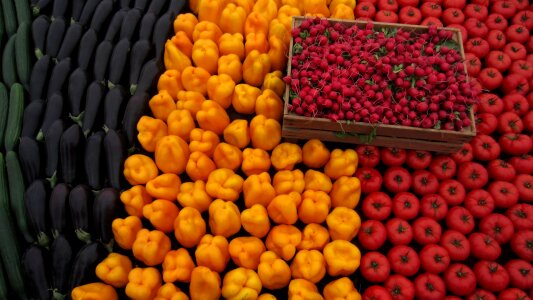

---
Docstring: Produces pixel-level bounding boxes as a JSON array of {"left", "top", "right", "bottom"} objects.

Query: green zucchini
[
  {"left": 0, "top": 3, "right": 4, "bottom": 52},
  {"left": 1, "top": 0, "right": 17, "bottom": 37},
  {"left": 0, "top": 259, "right": 8, "bottom": 299},
  {"left": 6, "top": 151, "right": 34, "bottom": 243},
  {"left": 15, "top": 22, "right": 31, "bottom": 89},
  {"left": 14, "top": 0, "right": 31, "bottom": 25},
  {"left": 4, "top": 83, "right": 24, "bottom": 152},
  {"left": 0, "top": 83, "right": 7, "bottom": 149},
  {"left": 2, "top": 33, "right": 18, "bottom": 88}
]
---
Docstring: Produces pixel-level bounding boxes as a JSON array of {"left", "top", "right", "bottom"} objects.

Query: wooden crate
[{"left": 282, "top": 17, "right": 476, "bottom": 153}]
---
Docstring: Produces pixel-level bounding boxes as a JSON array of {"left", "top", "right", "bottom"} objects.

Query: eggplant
[
  {"left": 69, "top": 184, "right": 93, "bottom": 243},
  {"left": 81, "top": 81, "right": 106, "bottom": 137},
  {"left": 29, "top": 55, "right": 51, "bottom": 102},
  {"left": 93, "top": 40, "right": 113, "bottom": 83},
  {"left": 148, "top": 0, "right": 168, "bottom": 15},
  {"left": 119, "top": 8, "right": 141, "bottom": 41},
  {"left": 79, "top": 0, "right": 102, "bottom": 26},
  {"left": 107, "top": 38, "right": 131, "bottom": 88},
  {"left": 103, "top": 85, "right": 127, "bottom": 131},
  {"left": 59, "top": 124, "right": 82, "bottom": 185},
  {"left": 18, "top": 137, "right": 41, "bottom": 184},
  {"left": 84, "top": 131, "right": 104, "bottom": 190},
  {"left": 44, "top": 119, "right": 64, "bottom": 184},
  {"left": 103, "top": 8, "right": 126, "bottom": 42},
  {"left": 50, "top": 235, "right": 72, "bottom": 300},
  {"left": 37, "top": 93, "right": 63, "bottom": 142},
  {"left": 56, "top": 23, "right": 83, "bottom": 61},
  {"left": 52, "top": 0, "right": 68, "bottom": 20},
  {"left": 71, "top": 0, "right": 86, "bottom": 22},
  {"left": 47, "top": 57, "right": 72, "bottom": 99},
  {"left": 21, "top": 99, "right": 44, "bottom": 138},
  {"left": 22, "top": 245, "right": 51, "bottom": 300},
  {"left": 122, "top": 92, "right": 148, "bottom": 148},
  {"left": 104, "top": 129, "right": 125, "bottom": 190},
  {"left": 89, "top": 0, "right": 113, "bottom": 32},
  {"left": 68, "top": 242, "right": 106, "bottom": 292},
  {"left": 25, "top": 180, "right": 50, "bottom": 248},
  {"left": 49, "top": 183, "right": 70, "bottom": 239},
  {"left": 67, "top": 68, "right": 88, "bottom": 120},
  {"left": 45, "top": 17, "right": 66, "bottom": 58},
  {"left": 134, "top": 59, "right": 161, "bottom": 95},
  {"left": 77, "top": 29, "right": 98, "bottom": 71},
  {"left": 32, "top": 15, "right": 50, "bottom": 59},
  {"left": 168, "top": 0, "right": 186, "bottom": 18},
  {"left": 93, "top": 188, "right": 119, "bottom": 248},
  {"left": 152, "top": 13, "right": 172, "bottom": 61},
  {"left": 138, "top": 12, "right": 156, "bottom": 41},
  {"left": 134, "top": 0, "right": 149, "bottom": 11},
  {"left": 128, "top": 39, "right": 151, "bottom": 93}
]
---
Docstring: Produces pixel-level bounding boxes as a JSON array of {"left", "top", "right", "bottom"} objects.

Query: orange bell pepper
[
  {"left": 189, "top": 0, "right": 201, "bottom": 14},
  {"left": 164, "top": 40, "right": 192, "bottom": 72},
  {"left": 95, "top": 253, "right": 132, "bottom": 288},
  {"left": 177, "top": 180, "right": 213, "bottom": 213},
  {"left": 154, "top": 135, "right": 190, "bottom": 175},
  {"left": 192, "top": 21, "right": 223, "bottom": 43},
  {"left": 259, "top": 294, "right": 277, "bottom": 300},
  {"left": 176, "top": 90, "right": 205, "bottom": 119},
  {"left": 272, "top": 169, "right": 305, "bottom": 195},
  {"left": 174, "top": 207, "right": 207, "bottom": 248},
  {"left": 241, "top": 204, "right": 271, "bottom": 238},
  {"left": 330, "top": 176, "right": 361, "bottom": 209},
  {"left": 330, "top": 3, "right": 355, "bottom": 19},
  {"left": 265, "top": 224, "right": 302, "bottom": 261},
  {"left": 197, "top": 0, "right": 223, "bottom": 24},
  {"left": 158, "top": 70, "right": 183, "bottom": 100},
  {"left": 326, "top": 207, "right": 361, "bottom": 241},
  {"left": 268, "top": 36, "right": 287, "bottom": 71},
  {"left": 186, "top": 152, "right": 216, "bottom": 181},
  {"left": 125, "top": 268, "right": 162, "bottom": 300},
  {"left": 195, "top": 234, "right": 230, "bottom": 273},
  {"left": 268, "top": 19, "right": 291, "bottom": 45},
  {"left": 245, "top": 32, "right": 269, "bottom": 55},
  {"left": 221, "top": 268, "right": 263, "bottom": 300},
  {"left": 277, "top": 5, "right": 302, "bottom": 30},
  {"left": 257, "top": 251, "right": 291, "bottom": 290},
  {"left": 243, "top": 172, "right": 276, "bottom": 207},
  {"left": 297, "top": 223, "right": 330, "bottom": 251},
  {"left": 213, "top": 143, "right": 243, "bottom": 171},
  {"left": 249, "top": 115, "right": 281, "bottom": 151},
  {"left": 208, "top": 199, "right": 242, "bottom": 237},
  {"left": 218, "top": 54, "right": 243, "bottom": 83},
  {"left": 189, "top": 128, "right": 219, "bottom": 158},
  {"left": 267, "top": 192, "right": 302, "bottom": 225},
  {"left": 219, "top": 3, "right": 247, "bottom": 35},
  {"left": 323, "top": 277, "right": 361, "bottom": 300},
  {"left": 120, "top": 185, "right": 153, "bottom": 217},
  {"left": 123, "top": 155, "right": 159, "bottom": 185},
  {"left": 271, "top": 143, "right": 302, "bottom": 170},
  {"left": 304, "top": 170, "right": 333, "bottom": 193},
  {"left": 288, "top": 279, "right": 324, "bottom": 300},
  {"left": 253, "top": 0, "right": 278, "bottom": 23},
  {"left": 302, "top": 139, "right": 330, "bottom": 169},
  {"left": 324, "top": 149, "right": 359, "bottom": 179},
  {"left": 255, "top": 89, "right": 283, "bottom": 120},
  {"left": 192, "top": 39, "right": 219, "bottom": 75},
  {"left": 190, "top": 266, "right": 221, "bottom": 300},
  {"left": 235, "top": 0, "right": 255, "bottom": 14},
  {"left": 218, "top": 33, "right": 245, "bottom": 60},
  {"left": 323, "top": 240, "right": 361, "bottom": 276},
  {"left": 154, "top": 283, "right": 189, "bottom": 300},
  {"left": 243, "top": 50, "right": 271, "bottom": 87},
  {"left": 173, "top": 13, "right": 198, "bottom": 40},
  {"left": 228, "top": 236, "right": 266, "bottom": 269},
  {"left": 206, "top": 168, "right": 244, "bottom": 202},
  {"left": 71, "top": 283, "right": 118, "bottom": 300},
  {"left": 223, "top": 119, "right": 250, "bottom": 149},
  {"left": 241, "top": 148, "right": 271, "bottom": 176},
  {"left": 145, "top": 173, "right": 181, "bottom": 201},
  {"left": 261, "top": 71, "right": 285, "bottom": 97},
  {"left": 112, "top": 216, "right": 143, "bottom": 250},
  {"left": 167, "top": 109, "right": 195, "bottom": 142},
  {"left": 171, "top": 31, "right": 193, "bottom": 58},
  {"left": 142, "top": 199, "right": 180, "bottom": 233},
  {"left": 162, "top": 248, "right": 196, "bottom": 283},
  {"left": 207, "top": 74, "right": 235, "bottom": 109},
  {"left": 196, "top": 100, "right": 230, "bottom": 135},
  {"left": 303, "top": 0, "right": 330, "bottom": 16},
  {"left": 290, "top": 250, "right": 326, "bottom": 283},
  {"left": 244, "top": 12, "right": 269, "bottom": 37},
  {"left": 298, "top": 190, "right": 331, "bottom": 224},
  {"left": 132, "top": 229, "right": 171, "bottom": 266},
  {"left": 181, "top": 66, "right": 211, "bottom": 96},
  {"left": 149, "top": 90, "right": 176, "bottom": 122},
  {"left": 232, "top": 83, "right": 261, "bottom": 114}
]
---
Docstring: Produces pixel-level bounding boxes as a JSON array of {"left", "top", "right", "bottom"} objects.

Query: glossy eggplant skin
[
  {"left": 68, "top": 242, "right": 106, "bottom": 292},
  {"left": 44, "top": 119, "right": 64, "bottom": 182},
  {"left": 84, "top": 131, "right": 105, "bottom": 190},
  {"left": 50, "top": 235, "right": 72, "bottom": 300},
  {"left": 18, "top": 136, "right": 41, "bottom": 184},
  {"left": 104, "top": 129, "right": 125, "bottom": 190},
  {"left": 69, "top": 184, "right": 93, "bottom": 244},
  {"left": 25, "top": 179, "right": 50, "bottom": 248},
  {"left": 93, "top": 188, "right": 119, "bottom": 246},
  {"left": 59, "top": 124, "right": 83, "bottom": 185},
  {"left": 22, "top": 245, "right": 51, "bottom": 300},
  {"left": 122, "top": 92, "right": 148, "bottom": 147},
  {"left": 49, "top": 183, "right": 70, "bottom": 239}
]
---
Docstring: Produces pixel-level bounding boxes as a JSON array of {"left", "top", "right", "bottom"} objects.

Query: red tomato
[
  {"left": 502, "top": 74, "right": 530, "bottom": 95},
  {"left": 498, "top": 112, "right": 524, "bottom": 134},
  {"left": 411, "top": 170, "right": 439, "bottom": 196},
  {"left": 355, "top": 2, "right": 377, "bottom": 18},
  {"left": 486, "top": 51, "right": 512, "bottom": 72},
  {"left": 384, "top": 275, "right": 415, "bottom": 300},
  {"left": 504, "top": 42, "right": 527, "bottom": 61},
  {"left": 514, "top": 174, "right": 533, "bottom": 202},
  {"left": 375, "top": 10, "right": 399, "bottom": 22},
  {"left": 474, "top": 261, "right": 510, "bottom": 292},
  {"left": 356, "top": 145, "right": 380, "bottom": 168},
  {"left": 505, "top": 259, "right": 533, "bottom": 290},
  {"left": 488, "top": 181, "right": 519, "bottom": 209},
  {"left": 438, "top": 179, "right": 466, "bottom": 206},
  {"left": 445, "top": 297, "right": 462, "bottom": 300},
  {"left": 466, "top": 289, "right": 497, "bottom": 300},
  {"left": 413, "top": 273, "right": 446, "bottom": 300},
  {"left": 420, "top": 2, "right": 442, "bottom": 18},
  {"left": 442, "top": 8, "right": 465, "bottom": 25},
  {"left": 384, "top": 167, "right": 412, "bottom": 193},
  {"left": 392, "top": 192, "right": 419, "bottom": 220},
  {"left": 363, "top": 286, "right": 393, "bottom": 300},
  {"left": 356, "top": 167, "right": 383, "bottom": 194},
  {"left": 362, "top": 192, "right": 393, "bottom": 221},
  {"left": 444, "top": 263, "right": 477, "bottom": 296},
  {"left": 511, "top": 230, "right": 533, "bottom": 261},
  {"left": 491, "top": 0, "right": 516, "bottom": 19},
  {"left": 464, "top": 18, "right": 489, "bottom": 38},
  {"left": 465, "top": 189, "right": 495, "bottom": 219},
  {"left": 464, "top": 3, "right": 488, "bottom": 20},
  {"left": 450, "top": 143, "right": 473, "bottom": 164},
  {"left": 498, "top": 288, "right": 531, "bottom": 300},
  {"left": 420, "top": 194, "right": 448, "bottom": 220},
  {"left": 525, "top": 111, "right": 533, "bottom": 133},
  {"left": 476, "top": 113, "right": 498, "bottom": 135},
  {"left": 478, "top": 93, "right": 504, "bottom": 115},
  {"left": 471, "top": 134, "right": 501, "bottom": 161},
  {"left": 464, "top": 52, "right": 482, "bottom": 77},
  {"left": 428, "top": 156, "right": 456, "bottom": 180},
  {"left": 469, "top": 232, "right": 502, "bottom": 261},
  {"left": 387, "top": 245, "right": 420, "bottom": 277},
  {"left": 361, "top": 252, "right": 391, "bottom": 283},
  {"left": 396, "top": 0, "right": 419, "bottom": 6},
  {"left": 487, "top": 159, "right": 516, "bottom": 182},
  {"left": 457, "top": 162, "right": 489, "bottom": 190},
  {"left": 509, "top": 155, "right": 533, "bottom": 175},
  {"left": 478, "top": 67, "right": 503, "bottom": 90},
  {"left": 420, "top": 244, "right": 450, "bottom": 274},
  {"left": 446, "top": 206, "right": 475, "bottom": 235},
  {"left": 506, "top": 24, "right": 530, "bottom": 43},
  {"left": 480, "top": 213, "right": 515, "bottom": 244},
  {"left": 503, "top": 94, "right": 529, "bottom": 116},
  {"left": 440, "top": 230, "right": 471, "bottom": 261},
  {"left": 465, "top": 38, "right": 490, "bottom": 59},
  {"left": 485, "top": 13, "right": 508, "bottom": 31},
  {"left": 510, "top": 60, "right": 533, "bottom": 80},
  {"left": 420, "top": 16, "right": 443, "bottom": 27},
  {"left": 499, "top": 134, "right": 533, "bottom": 156},
  {"left": 398, "top": 6, "right": 422, "bottom": 24},
  {"left": 442, "top": 0, "right": 465, "bottom": 8},
  {"left": 512, "top": 10, "right": 533, "bottom": 31},
  {"left": 381, "top": 147, "right": 406, "bottom": 167},
  {"left": 377, "top": 0, "right": 399, "bottom": 11},
  {"left": 386, "top": 218, "right": 413, "bottom": 246},
  {"left": 506, "top": 204, "right": 533, "bottom": 231},
  {"left": 486, "top": 29, "right": 507, "bottom": 50},
  {"left": 359, "top": 220, "right": 387, "bottom": 251},
  {"left": 413, "top": 217, "right": 442, "bottom": 245},
  {"left": 405, "top": 150, "right": 432, "bottom": 170}
]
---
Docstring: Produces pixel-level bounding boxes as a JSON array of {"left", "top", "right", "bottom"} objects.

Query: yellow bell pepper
[
  {"left": 190, "top": 266, "right": 221, "bottom": 300},
  {"left": 154, "top": 283, "right": 189, "bottom": 300},
  {"left": 298, "top": 190, "right": 331, "bottom": 224},
  {"left": 324, "top": 149, "right": 359, "bottom": 180},
  {"left": 132, "top": 229, "right": 171, "bottom": 266},
  {"left": 268, "top": 36, "right": 287, "bottom": 71},
  {"left": 181, "top": 66, "right": 211, "bottom": 96},
  {"left": 330, "top": 0, "right": 356, "bottom": 10},
  {"left": 330, "top": 3, "right": 355, "bottom": 19},
  {"left": 145, "top": 173, "right": 181, "bottom": 201},
  {"left": 253, "top": 0, "right": 278, "bottom": 23},
  {"left": 195, "top": 234, "right": 230, "bottom": 273},
  {"left": 222, "top": 268, "right": 262, "bottom": 300},
  {"left": 280, "top": 0, "right": 302, "bottom": 11},
  {"left": 218, "top": 54, "right": 243, "bottom": 83},
  {"left": 154, "top": 135, "right": 190, "bottom": 175},
  {"left": 136, "top": 116, "right": 168, "bottom": 153},
  {"left": 255, "top": 89, "right": 283, "bottom": 121},
  {"left": 223, "top": 119, "right": 250, "bottom": 149},
  {"left": 257, "top": 251, "right": 291, "bottom": 290},
  {"left": 71, "top": 283, "right": 118, "bottom": 300},
  {"left": 302, "top": 139, "right": 330, "bottom": 169},
  {"left": 261, "top": 71, "right": 285, "bottom": 97},
  {"left": 273, "top": 169, "right": 305, "bottom": 195},
  {"left": 176, "top": 91, "right": 205, "bottom": 119},
  {"left": 162, "top": 249, "right": 196, "bottom": 283},
  {"left": 243, "top": 172, "right": 276, "bottom": 207},
  {"left": 259, "top": 294, "right": 277, "bottom": 300},
  {"left": 197, "top": 0, "right": 224, "bottom": 24},
  {"left": 173, "top": 13, "right": 198, "bottom": 40},
  {"left": 189, "top": 128, "right": 219, "bottom": 158},
  {"left": 249, "top": 115, "right": 282, "bottom": 151},
  {"left": 164, "top": 40, "right": 192, "bottom": 72},
  {"left": 302, "top": 0, "right": 330, "bottom": 16},
  {"left": 290, "top": 250, "right": 326, "bottom": 283},
  {"left": 265, "top": 224, "right": 301, "bottom": 261},
  {"left": 149, "top": 90, "right": 176, "bottom": 122},
  {"left": 235, "top": 0, "right": 255, "bottom": 14},
  {"left": 124, "top": 155, "right": 159, "bottom": 186},
  {"left": 268, "top": 19, "right": 291, "bottom": 45},
  {"left": 112, "top": 216, "right": 143, "bottom": 250},
  {"left": 297, "top": 223, "right": 330, "bottom": 251},
  {"left": 277, "top": 5, "right": 302, "bottom": 30},
  {"left": 167, "top": 109, "right": 195, "bottom": 142},
  {"left": 323, "top": 240, "right": 361, "bottom": 276},
  {"left": 245, "top": 32, "right": 269, "bottom": 55},
  {"left": 196, "top": 100, "right": 230, "bottom": 135},
  {"left": 304, "top": 170, "right": 333, "bottom": 193},
  {"left": 142, "top": 199, "right": 180, "bottom": 233},
  {"left": 228, "top": 236, "right": 266, "bottom": 269},
  {"left": 241, "top": 204, "right": 271, "bottom": 238},
  {"left": 174, "top": 207, "right": 207, "bottom": 248},
  {"left": 213, "top": 143, "right": 243, "bottom": 171},
  {"left": 232, "top": 84, "right": 261, "bottom": 114},
  {"left": 326, "top": 207, "right": 361, "bottom": 241},
  {"left": 244, "top": 12, "right": 269, "bottom": 37},
  {"left": 186, "top": 152, "right": 216, "bottom": 181},
  {"left": 267, "top": 192, "right": 302, "bottom": 225},
  {"left": 207, "top": 74, "right": 235, "bottom": 109},
  {"left": 241, "top": 148, "right": 271, "bottom": 176},
  {"left": 330, "top": 176, "right": 361, "bottom": 209},
  {"left": 288, "top": 279, "right": 324, "bottom": 300},
  {"left": 208, "top": 199, "right": 242, "bottom": 237},
  {"left": 271, "top": 143, "right": 302, "bottom": 170},
  {"left": 206, "top": 168, "right": 244, "bottom": 202},
  {"left": 177, "top": 180, "right": 212, "bottom": 213},
  {"left": 243, "top": 50, "right": 271, "bottom": 87},
  {"left": 125, "top": 268, "right": 162, "bottom": 300},
  {"left": 219, "top": 3, "right": 247, "bottom": 35},
  {"left": 158, "top": 70, "right": 183, "bottom": 100},
  {"left": 218, "top": 33, "right": 245, "bottom": 60},
  {"left": 95, "top": 253, "right": 133, "bottom": 288},
  {"left": 192, "top": 21, "right": 223, "bottom": 43},
  {"left": 171, "top": 31, "right": 193, "bottom": 58},
  {"left": 323, "top": 277, "right": 361, "bottom": 300},
  {"left": 192, "top": 39, "right": 219, "bottom": 75}
]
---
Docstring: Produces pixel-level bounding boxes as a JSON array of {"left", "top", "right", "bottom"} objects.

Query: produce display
[{"left": 0, "top": 0, "right": 531, "bottom": 299}]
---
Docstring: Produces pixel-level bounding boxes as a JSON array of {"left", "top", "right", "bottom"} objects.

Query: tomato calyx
[
  {"left": 425, "top": 227, "right": 434, "bottom": 237},
  {"left": 433, "top": 253, "right": 444, "bottom": 263},
  {"left": 456, "top": 267, "right": 469, "bottom": 278},
  {"left": 397, "top": 223, "right": 408, "bottom": 233},
  {"left": 425, "top": 282, "right": 435, "bottom": 291},
  {"left": 400, "top": 252, "right": 410, "bottom": 263},
  {"left": 371, "top": 260, "right": 380, "bottom": 271},
  {"left": 488, "top": 262, "right": 500, "bottom": 273},
  {"left": 520, "top": 268, "right": 530, "bottom": 276}
]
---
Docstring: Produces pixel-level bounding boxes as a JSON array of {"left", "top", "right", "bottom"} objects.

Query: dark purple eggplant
[
  {"left": 18, "top": 136, "right": 41, "bottom": 184},
  {"left": 134, "top": 0, "right": 149, "bottom": 11},
  {"left": 68, "top": 242, "right": 106, "bottom": 292},
  {"left": 77, "top": 29, "right": 98, "bottom": 71},
  {"left": 81, "top": 81, "right": 106, "bottom": 137},
  {"left": 32, "top": 15, "right": 49, "bottom": 59},
  {"left": 152, "top": 12, "right": 172, "bottom": 61},
  {"left": 89, "top": 0, "right": 113, "bottom": 32},
  {"left": 79, "top": 0, "right": 102, "bottom": 26},
  {"left": 69, "top": 184, "right": 93, "bottom": 243},
  {"left": 45, "top": 17, "right": 66, "bottom": 58},
  {"left": 56, "top": 23, "right": 83, "bottom": 61},
  {"left": 104, "top": 129, "right": 125, "bottom": 190},
  {"left": 103, "top": 8, "right": 126, "bottom": 42},
  {"left": 67, "top": 68, "right": 88, "bottom": 121},
  {"left": 22, "top": 245, "right": 51, "bottom": 300},
  {"left": 119, "top": 8, "right": 141, "bottom": 40},
  {"left": 52, "top": 0, "right": 68, "bottom": 20},
  {"left": 84, "top": 131, "right": 104, "bottom": 190},
  {"left": 107, "top": 38, "right": 130, "bottom": 88},
  {"left": 168, "top": 0, "right": 186, "bottom": 18},
  {"left": 128, "top": 39, "right": 151, "bottom": 92},
  {"left": 71, "top": 0, "right": 86, "bottom": 22},
  {"left": 50, "top": 235, "right": 72, "bottom": 299},
  {"left": 49, "top": 183, "right": 70, "bottom": 239},
  {"left": 29, "top": 55, "right": 51, "bottom": 102},
  {"left": 37, "top": 93, "right": 63, "bottom": 142},
  {"left": 47, "top": 57, "right": 72, "bottom": 98},
  {"left": 25, "top": 179, "right": 50, "bottom": 248},
  {"left": 122, "top": 92, "right": 148, "bottom": 148},
  {"left": 21, "top": 99, "right": 44, "bottom": 138},
  {"left": 44, "top": 119, "right": 64, "bottom": 185},
  {"left": 93, "top": 188, "right": 119, "bottom": 248},
  {"left": 133, "top": 58, "right": 161, "bottom": 95},
  {"left": 103, "top": 85, "right": 127, "bottom": 131},
  {"left": 148, "top": 0, "right": 168, "bottom": 15},
  {"left": 93, "top": 40, "right": 113, "bottom": 83},
  {"left": 138, "top": 12, "right": 156, "bottom": 41},
  {"left": 59, "top": 124, "right": 82, "bottom": 185}
]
